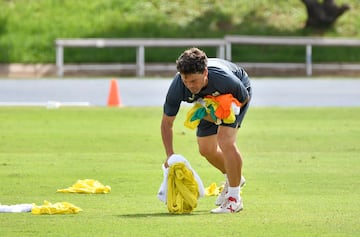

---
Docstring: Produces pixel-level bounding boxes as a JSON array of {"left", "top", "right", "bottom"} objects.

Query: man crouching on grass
[{"left": 161, "top": 47, "right": 252, "bottom": 213}]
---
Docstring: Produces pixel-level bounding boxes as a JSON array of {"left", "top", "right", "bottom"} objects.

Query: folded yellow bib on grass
[
  {"left": 205, "top": 183, "right": 224, "bottom": 196},
  {"left": 57, "top": 179, "right": 111, "bottom": 194},
  {"left": 167, "top": 163, "right": 199, "bottom": 214},
  {"left": 157, "top": 154, "right": 205, "bottom": 214},
  {"left": 31, "top": 200, "right": 82, "bottom": 215}
]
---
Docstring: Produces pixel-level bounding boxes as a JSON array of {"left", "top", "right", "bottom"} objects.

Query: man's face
[{"left": 180, "top": 68, "right": 208, "bottom": 94}]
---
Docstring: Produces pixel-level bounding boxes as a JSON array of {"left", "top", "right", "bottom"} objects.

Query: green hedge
[{"left": 0, "top": 0, "right": 359, "bottom": 63}]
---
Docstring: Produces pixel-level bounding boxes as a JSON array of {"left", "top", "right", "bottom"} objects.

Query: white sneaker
[
  {"left": 211, "top": 196, "right": 243, "bottom": 213},
  {"left": 215, "top": 176, "right": 246, "bottom": 206}
]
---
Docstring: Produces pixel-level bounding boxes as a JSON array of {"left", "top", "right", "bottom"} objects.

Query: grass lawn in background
[
  {"left": 0, "top": 107, "right": 359, "bottom": 236},
  {"left": 1, "top": 0, "right": 360, "bottom": 63}
]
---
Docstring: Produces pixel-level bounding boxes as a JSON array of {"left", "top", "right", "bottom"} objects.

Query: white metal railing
[
  {"left": 55, "top": 36, "right": 360, "bottom": 77},
  {"left": 225, "top": 35, "right": 360, "bottom": 76},
  {"left": 55, "top": 38, "right": 226, "bottom": 77}
]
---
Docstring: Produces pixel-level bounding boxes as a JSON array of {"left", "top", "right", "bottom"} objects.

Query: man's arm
[{"left": 161, "top": 113, "right": 176, "bottom": 167}]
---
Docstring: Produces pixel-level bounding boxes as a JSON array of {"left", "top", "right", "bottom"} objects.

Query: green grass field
[{"left": 0, "top": 107, "right": 359, "bottom": 236}]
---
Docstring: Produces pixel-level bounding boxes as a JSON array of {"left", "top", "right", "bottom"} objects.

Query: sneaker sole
[{"left": 211, "top": 205, "right": 243, "bottom": 214}]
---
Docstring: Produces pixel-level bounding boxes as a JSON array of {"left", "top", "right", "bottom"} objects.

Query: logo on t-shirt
[{"left": 188, "top": 94, "right": 196, "bottom": 101}]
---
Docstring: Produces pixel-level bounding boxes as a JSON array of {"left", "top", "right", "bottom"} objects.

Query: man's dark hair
[{"left": 176, "top": 47, "right": 208, "bottom": 74}]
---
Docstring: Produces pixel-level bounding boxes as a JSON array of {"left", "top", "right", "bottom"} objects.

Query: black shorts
[{"left": 196, "top": 87, "right": 252, "bottom": 137}]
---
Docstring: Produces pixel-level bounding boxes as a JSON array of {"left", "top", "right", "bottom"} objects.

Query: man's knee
[
  {"left": 198, "top": 145, "right": 211, "bottom": 158},
  {"left": 197, "top": 134, "right": 219, "bottom": 158}
]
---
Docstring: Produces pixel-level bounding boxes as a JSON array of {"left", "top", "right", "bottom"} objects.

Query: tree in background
[{"left": 301, "top": 0, "right": 350, "bottom": 28}]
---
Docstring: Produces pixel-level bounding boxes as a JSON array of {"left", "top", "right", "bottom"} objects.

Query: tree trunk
[{"left": 301, "top": 0, "right": 350, "bottom": 28}]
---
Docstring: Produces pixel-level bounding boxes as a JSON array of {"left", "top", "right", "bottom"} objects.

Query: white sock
[{"left": 227, "top": 186, "right": 241, "bottom": 202}]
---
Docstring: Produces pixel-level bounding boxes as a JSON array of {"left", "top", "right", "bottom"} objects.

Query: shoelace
[
  {"left": 221, "top": 196, "right": 237, "bottom": 207},
  {"left": 224, "top": 197, "right": 238, "bottom": 212}
]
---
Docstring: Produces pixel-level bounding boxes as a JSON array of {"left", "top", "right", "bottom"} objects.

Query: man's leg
[
  {"left": 197, "top": 126, "right": 243, "bottom": 190},
  {"left": 217, "top": 126, "right": 242, "bottom": 187},
  {"left": 211, "top": 126, "right": 244, "bottom": 213},
  {"left": 197, "top": 134, "right": 226, "bottom": 174}
]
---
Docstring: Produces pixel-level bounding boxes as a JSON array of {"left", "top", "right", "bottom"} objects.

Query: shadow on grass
[{"left": 116, "top": 210, "right": 210, "bottom": 218}]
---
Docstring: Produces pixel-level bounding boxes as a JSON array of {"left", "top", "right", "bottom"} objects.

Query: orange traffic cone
[{"left": 107, "top": 79, "right": 122, "bottom": 107}]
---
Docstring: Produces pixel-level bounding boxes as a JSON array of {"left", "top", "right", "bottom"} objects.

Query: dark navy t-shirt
[{"left": 163, "top": 58, "right": 251, "bottom": 116}]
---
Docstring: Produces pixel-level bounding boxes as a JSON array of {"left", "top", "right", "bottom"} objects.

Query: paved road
[{"left": 0, "top": 78, "right": 359, "bottom": 107}]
